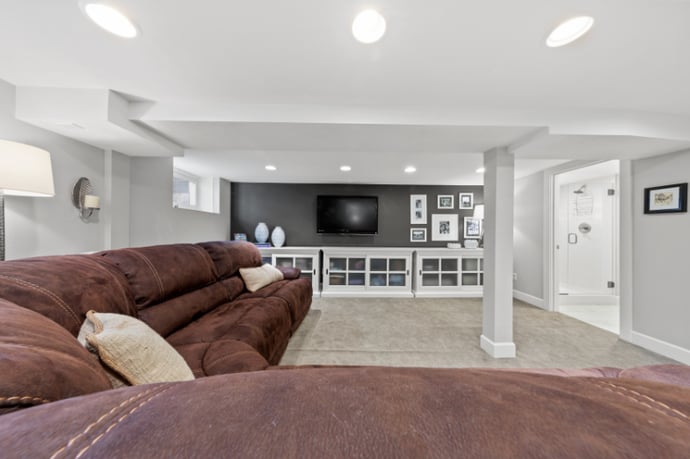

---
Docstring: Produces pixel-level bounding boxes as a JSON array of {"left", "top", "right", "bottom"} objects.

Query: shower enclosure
[{"left": 557, "top": 174, "right": 618, "bottom": 305}]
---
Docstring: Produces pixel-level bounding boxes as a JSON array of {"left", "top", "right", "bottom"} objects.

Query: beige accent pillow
[
  {"left": 239, "top": 263, "right": 284, "bottom": 292},
  {"left": 78, "top": 311, "right": 195, "bottom": 386}
]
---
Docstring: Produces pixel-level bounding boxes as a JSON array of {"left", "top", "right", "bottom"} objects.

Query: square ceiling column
[{"left": 481, "top": 147, "right": 516, "bottom": 358}]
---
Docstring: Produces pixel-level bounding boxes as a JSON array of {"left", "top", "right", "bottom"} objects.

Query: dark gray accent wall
[{"left": 231, "top": 183, "right": 483, "bottom": 247}]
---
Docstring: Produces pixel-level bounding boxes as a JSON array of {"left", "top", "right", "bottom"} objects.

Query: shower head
[{"left": 573, "top": 184, "right": 587, "bottom": 194}]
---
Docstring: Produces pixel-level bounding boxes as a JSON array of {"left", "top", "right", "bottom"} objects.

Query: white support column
[{"left": 481, "top": 147, "right": 516, "bottom": 358}]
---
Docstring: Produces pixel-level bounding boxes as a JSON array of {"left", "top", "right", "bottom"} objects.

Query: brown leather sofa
[
  {"left": 0, "top": 241, "right": 689, "bottom": 457},
  {"left": 0, "top": 240, "right": 312, "bottom": 390}
]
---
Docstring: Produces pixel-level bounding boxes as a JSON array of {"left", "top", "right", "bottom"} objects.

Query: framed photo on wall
[
  {"left": 410, "top": 194, "right": 427, "bottom": 224},
  {"left": 437, "top": 194, "right": 454, "bottom": 209},
  {"left": 459, "top": 192, "right": 474, "bottom": 209},
  {"left": 463, "top": 217, "right": 482, "bottom": 239},
  {"left": 431, "top": 214, "right": 458, "bottom": 241},
  {"left": 644, "top": 183, "right": 688, "bottom": 214},
  {"left": 410, "top": 228, "right": 427, "bottom": 242}
]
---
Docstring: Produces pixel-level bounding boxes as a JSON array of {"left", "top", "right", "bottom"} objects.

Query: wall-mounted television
[{"left": 317, "top": 195, "right": 378, "bottom": 235}]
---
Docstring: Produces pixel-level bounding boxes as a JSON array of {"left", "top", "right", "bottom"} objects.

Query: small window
[{"left": 173, "top": 169, "right": 199, "bottom": 210}]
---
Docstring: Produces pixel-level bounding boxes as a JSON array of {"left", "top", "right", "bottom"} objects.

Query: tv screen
[{"left": 317, "top": 196, "right": 378, "bottom": 234}]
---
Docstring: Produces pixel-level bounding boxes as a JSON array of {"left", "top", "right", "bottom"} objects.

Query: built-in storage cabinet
[
  {"left": 322, "top": 248, "right": 413, "bottom": 297},
  {"left": 259, "top": 247, "right": 321, "bottom": 296},
  {"left": 414, "top": 249, "right": 484, "bottom": 297}
]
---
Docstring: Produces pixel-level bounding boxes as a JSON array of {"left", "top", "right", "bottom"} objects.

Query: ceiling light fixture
[
  {"left": 476, "top": 167, "right": 486, "bottom": 174},
  {"left": 81, "top": 2, "right": 138, "bottom": 38},
  {"left": 352, "top": 10, "right": 386, "bottom": 44},
  {"left": 340, "top": 165, "right": 352, "bottom": 172},
  {"left": 546, "top": 16, "right": 594, "bottom": 48},
  {"left": 265, "top": 165, "right": 277, "bottom": 171},
  {"left": 404, "top": 166, "right": 416, "bottom": 174}
]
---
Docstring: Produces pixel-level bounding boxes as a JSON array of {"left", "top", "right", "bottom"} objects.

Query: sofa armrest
[{"left": 276, "top": 266, "right": 301, "bottom": 280}]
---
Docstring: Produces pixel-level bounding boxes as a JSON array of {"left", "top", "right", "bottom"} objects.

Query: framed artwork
[
  {"left": 459, "top": 192, "right": 474, "bottom": 209},
  {"left": 437, "top": 194, "right": 454, "bottom": 209},
  {"left": 463, "top": 217, "right": 482, "bottom": 239},
  {"left": 410, "top": 194, "right": 427, "bottom": 224},
  {"left": 644, "top": 183, "right": 688, "bottom": 214},
  {"left": 410, "top": 228, "right": 427, "bottom": 242},
  {"left": 431, "top": 214, "right": 459, "bottom": 241}
]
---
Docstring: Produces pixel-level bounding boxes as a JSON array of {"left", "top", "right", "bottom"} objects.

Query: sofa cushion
[
  {"left": 95, "top": 244, "right": 218, "bottom": 309},
  {"left": 238, "top": 278, "right": 313, "bottom": 332},
  {"left": 198, "top": 241, "right": 262, "bottom": 279},
  {"left": 0, "top": 255, "right": 136, "bottom": 336},
  {"left": 239, "top": 264, "right": 284, "bottom": 293},
  {"left": 78, "top": 311, "right": 195, "bottom": 386},
  {"left": 0, "top": 299, "right": 112, "bottom": 414},
  {"left": 174, "top": 340, "right": 270, "bottom": 377},
  {"left": 619, "top": 364, "right": 690, "bottom": 387}
]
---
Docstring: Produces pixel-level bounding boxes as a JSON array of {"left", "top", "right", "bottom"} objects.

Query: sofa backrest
[
  {"left": 0, "top": 255, "right": 136, "bottom": 336},
  {"left": 0, "top": 298, "right": 112, "bottom": 414},
  {"left": 197, "top": 241, "right": 262, "bottom": 279}
]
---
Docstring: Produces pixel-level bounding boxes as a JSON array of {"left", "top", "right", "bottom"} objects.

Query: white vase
[
  {"left": 271, "top": 226, "right": 286, "bottom": 248},
  {"left": 254, "top": 222, "right": 269, "bottom": 243}
]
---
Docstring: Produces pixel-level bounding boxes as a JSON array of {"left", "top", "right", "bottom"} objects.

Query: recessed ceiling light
[
  {"left": 404, "top": 166, "right": 416, "bottom": 173},
  {"left": 340, "top": 165, "right": 352, "bottom": 172},
  {"left": 81, "top": 2, "right": 138, "bottom": 38},
  {"left": 352, "top": 10, "right": 386, "bottom": 44},
  {"left": 546, "top": 16, "right": 594, "bottom": 48},
  {"left": 265, "top": 165, "right": 277, "bottom": 171},
  {"left": 476, "top": 167, "right": 486, "bottom": 173}
]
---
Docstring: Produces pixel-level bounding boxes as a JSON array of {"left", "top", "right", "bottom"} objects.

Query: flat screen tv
[{"left": 317, "top": 195, "right": 378, "bottom": 235}]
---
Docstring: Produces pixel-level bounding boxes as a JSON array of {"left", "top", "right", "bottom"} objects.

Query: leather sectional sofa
[{"left": 0, "top": 241, "right": 689, "bottom": 457}]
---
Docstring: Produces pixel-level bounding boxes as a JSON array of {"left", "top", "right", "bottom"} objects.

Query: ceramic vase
[
  {"left": 254, "top": 222, "right": 269, "bottom": 243},
  {"left": 271, "top": 226, "right": 286, "bottom": 248}
]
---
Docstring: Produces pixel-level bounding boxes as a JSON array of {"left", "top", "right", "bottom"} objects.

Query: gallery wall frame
[
  {"left": 410, "top": 194, "right": 427, "bottom": 224},
  {"left": 437, "top": 195, "right": 454, "bottom": 209},
  {"left": 463, "top": 216, "right": 482, "bottom": 239},
  {"left": 459, "top": 192, "right": 474, "bottom": 209},
  {"left": 431, "top": 214, "right": 459, "bottom": 241},
  {"left": 410, "top": 228, "right": 427, "bottom": 242},
  {"left": 644, "top": 183, "right": 688, "bottom": 214}
]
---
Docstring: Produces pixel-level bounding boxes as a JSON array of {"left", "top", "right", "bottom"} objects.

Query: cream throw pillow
[
  {"left": 239, "top": 263, "right": 284, "bottom": 292},
  {"left": 78, "top": 311, "right": 195, "bottom": 386}
]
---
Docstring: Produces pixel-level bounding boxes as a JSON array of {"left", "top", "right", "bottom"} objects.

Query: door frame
[{"left": 543, "top": 160, "right": 632, "bottom": 340}]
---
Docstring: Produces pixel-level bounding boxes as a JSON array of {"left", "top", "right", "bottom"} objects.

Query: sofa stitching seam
[
  {"left": 129, "top": 251, "right": 165, "bottom": 300},
  {"left": 0, "top": 274, "right": 81, "bottom": 328},
  {"left": 86, "top": 258, "right": 134, "bottom": 314},
  {"left": 48, "top": 386, "right": 163, "bottom": 459},
  {"left": 593, "top": 380, "right": 689, "bottom": 422},
  {"left": 191, "top": 244, "right": 219, "bottom": 282},
  {"left": 0, "top": 395, "right": 51, "bottom": 404}
]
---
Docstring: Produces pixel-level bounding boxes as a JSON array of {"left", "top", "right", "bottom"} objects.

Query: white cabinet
[
  {"left": 414, "top": 249, "right": 483, "bottom": 297},
  {"left": 259, "top": 247, "right": 320, "bottom": 296},
  {"left": 322, "top": 248, "right": 413, "bottom": 298}
]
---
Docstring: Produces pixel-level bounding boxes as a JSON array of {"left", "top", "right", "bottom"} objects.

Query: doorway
[{"left": 553, "top": 161, "right": 620, "bottom": 334}]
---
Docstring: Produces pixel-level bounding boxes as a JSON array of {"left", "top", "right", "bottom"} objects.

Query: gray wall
[
  {"left": 130, "top": 157, "right": 231, "bottom": 247},
  {"left": 632, "top": 149, "right": 690, "bottom": 350},
  {"left": 513, "top": 171, "right": 544, "bottom": 300},
  {"left": 231, "top": 183, "right": 483, "bottom": 247},
  {"left": 0, "top": 79, "right": 106, "bottom": 258}
]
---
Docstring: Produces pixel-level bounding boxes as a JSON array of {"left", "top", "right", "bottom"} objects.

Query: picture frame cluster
[{"left": 409, "top": 192, "right": 483, "bottom": 243}]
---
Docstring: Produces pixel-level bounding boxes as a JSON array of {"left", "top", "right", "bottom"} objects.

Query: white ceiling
[{"left": 2, "top": 0, "right": 690, "bottom": 184}]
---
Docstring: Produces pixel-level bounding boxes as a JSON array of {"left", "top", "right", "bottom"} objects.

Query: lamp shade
[
  {"left": 0, "top": 139, "right": 55, "bottom": 196},
  {"left": 473, "top": 204, "right": 485, "bottom": 219}
]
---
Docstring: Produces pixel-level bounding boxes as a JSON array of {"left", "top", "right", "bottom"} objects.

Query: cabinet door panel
[
  {"left": 370, "top": 258, "right": 387, "bottom": 271},
  {"left": 389, "top": 258, "right": 407, "bottom": 272}
]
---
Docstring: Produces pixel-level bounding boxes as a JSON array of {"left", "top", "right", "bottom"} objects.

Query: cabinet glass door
[
  {"left": 388, "top": 258, "right": 407, "bottom": 287},
  {"left": 328, "top": 257, "right": 347, "bottom": 286}
]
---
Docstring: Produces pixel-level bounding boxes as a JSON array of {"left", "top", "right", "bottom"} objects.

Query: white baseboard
[
  {"left": 480, "top": 335, "right": 516, "bottom": 358},
  {"left": 631, "top": 331, "right": 690, "bottom": 365},
  {"left": 513, "top": 290, "right": 545, "bottom": 310},
  {"left": 559, "top": 295, "right": 619, "bottom": 306}
]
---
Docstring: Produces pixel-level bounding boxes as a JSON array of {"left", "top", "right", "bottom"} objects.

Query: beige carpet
[{"left": 280, "top": 297, "right": 676, "bottom": 369}]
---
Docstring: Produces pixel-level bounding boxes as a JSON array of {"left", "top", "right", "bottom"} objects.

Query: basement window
[{"left": 172, "top": 166, "right": 221, "bottom": 214}]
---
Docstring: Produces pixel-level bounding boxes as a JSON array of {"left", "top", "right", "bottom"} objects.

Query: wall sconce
[{"left": 72, "top": 177, "right": 100, "bottom": 220}]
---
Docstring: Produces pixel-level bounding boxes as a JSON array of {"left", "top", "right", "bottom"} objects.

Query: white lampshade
[
  {"left": 0, "top": 139, "right": 55, "bottom": 196},
  {"left": 473, "top": 204, "right": 485, "bottom": 219},
  {"left": 83, "top": 194, "right": 100, "bottom": 209}
]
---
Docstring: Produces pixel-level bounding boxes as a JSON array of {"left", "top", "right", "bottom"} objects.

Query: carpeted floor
[{"left": 280, "top": 297, "right": 676, "bottom": 369}]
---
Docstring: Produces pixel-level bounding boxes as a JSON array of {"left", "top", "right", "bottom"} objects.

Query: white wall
[
  {"left": 632, "top": 149, "right": 690, "bottom": 360},
  {"left": 0, "top": 79, "right": 106, "bottom": 258},
  {"left": 129, "top": 157, "right": 230, "bottom": 247},
  {"left": 513, "top": 171, "right": 544, "bottom": 304}
]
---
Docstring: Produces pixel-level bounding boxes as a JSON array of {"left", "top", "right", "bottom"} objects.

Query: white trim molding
[
  {"left": 513, "top": 289, "right": 545, "bottom": 309},
  {"left": 480, "top": 334, "right": 516, "bottom": 358},
  {"left": 631, "top": 331, "right": 690, "bottom": 365}
]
